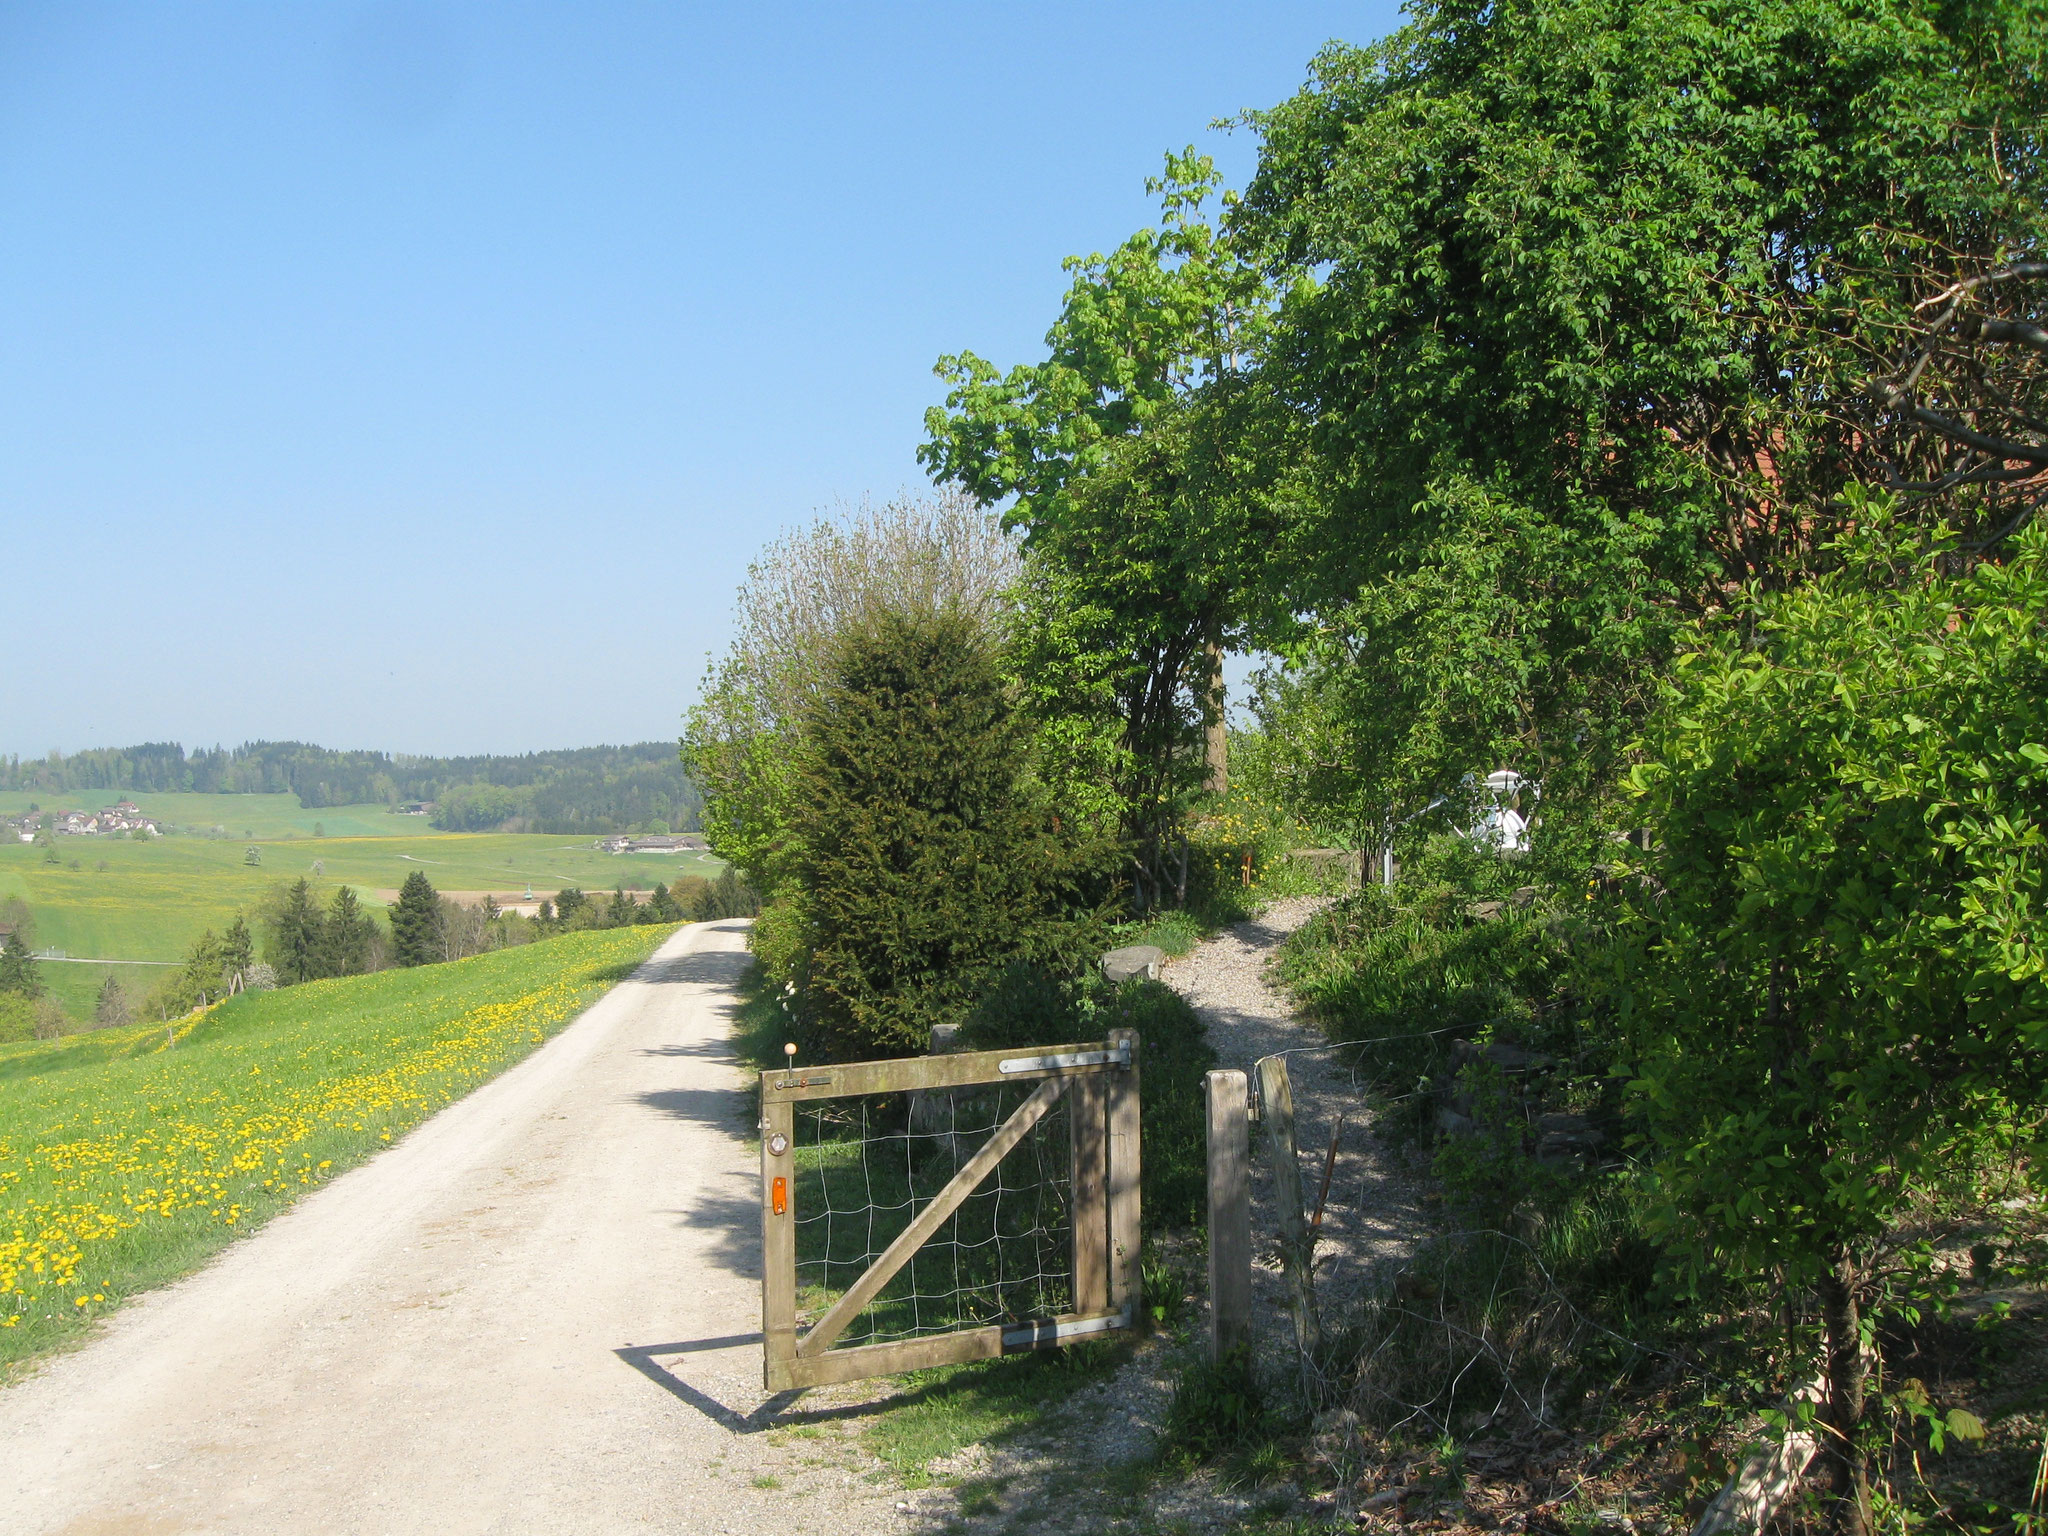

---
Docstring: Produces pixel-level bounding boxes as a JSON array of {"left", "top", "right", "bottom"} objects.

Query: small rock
[{"left": 1101, "top": 944, "right": 1167, "bottom": 983}]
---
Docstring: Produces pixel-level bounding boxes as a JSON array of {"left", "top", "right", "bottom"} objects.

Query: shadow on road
[
  {"left": 617, "top": 1335, "right": 1051, "bottom": 1439},
  {"left": 634, "top": 944, "right": 756, "bottom": 988},
  {"left": 650, "top": 1185, "right": 761, "bottom": 1280}
]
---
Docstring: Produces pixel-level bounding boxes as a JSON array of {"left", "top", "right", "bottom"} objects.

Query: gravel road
[{"left": 1, "top": 920, "right": 909, "bottom": 1536}]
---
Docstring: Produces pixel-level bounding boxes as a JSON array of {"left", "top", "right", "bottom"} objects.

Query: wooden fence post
[
  {"left": 1206, "top": 1069, "right": 1251, "bottom": 1363},
  {"left": 1257, "top": 1055, "right": 1322, "bottom": 1360},
  {"left": 1106, "top": 1027, "right": 1142, "bottom": 1321}
]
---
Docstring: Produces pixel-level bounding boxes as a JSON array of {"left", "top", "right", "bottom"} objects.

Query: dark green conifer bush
[{"left": 788, "top": 608, "right": 1111, "bottom": 1057}]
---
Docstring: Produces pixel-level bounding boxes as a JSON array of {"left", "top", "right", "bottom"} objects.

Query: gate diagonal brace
[{"left": 795, "top": 1073, "right": 1072, "bottom": 1360}]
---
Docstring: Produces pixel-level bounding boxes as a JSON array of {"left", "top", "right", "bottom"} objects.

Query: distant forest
[{"left": 0, "top": 741, "right": 701, "bottom": 835}]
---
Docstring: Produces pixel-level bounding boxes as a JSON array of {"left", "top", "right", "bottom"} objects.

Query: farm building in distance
[{"left": 598, "top": 833, "right": 707, "bottom": 855}]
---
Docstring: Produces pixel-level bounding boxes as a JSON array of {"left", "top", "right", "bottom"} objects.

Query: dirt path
[
  {"left": 1164, "top": 897, "right": 1426, "bottom": 1346},
  {"left": 0, "top": 920, "right": 910, "bottom": 1536}
]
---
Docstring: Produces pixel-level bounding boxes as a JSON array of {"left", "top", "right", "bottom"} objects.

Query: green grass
[
  {"left": 0, "top": 923, "right": 674, "bottom": 1373},
  {"left": 0, "top": 826, "right": 720, "bottom": 1010},
  {"left": 863, "top": 1341, "right": 1131, "bottom": 1486}
]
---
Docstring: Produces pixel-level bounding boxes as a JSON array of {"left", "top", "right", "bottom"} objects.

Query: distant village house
[{"left": 49, "top": 804, "right": 161, "bottom": 837}]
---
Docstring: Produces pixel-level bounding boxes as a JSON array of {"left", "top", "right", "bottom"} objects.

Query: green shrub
[
  {"left": 1276, "top": 884, "right": 1578, "bottom": 1139},
  {"left": 0, "top": 993, "right": 34, "bottom": 1045},
  {"left": 1610, "top": 516, "right": 2048, "bottom": 1514}
]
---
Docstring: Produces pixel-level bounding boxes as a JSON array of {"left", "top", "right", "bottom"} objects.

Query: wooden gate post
[
  {"left": 1257, "top": 1055, "right": 1322, "bottom": 1360},
  {"left": 1205, "top": 1069, "right": 1251, "bottom": 1362},
  {"left": 1070, "top": 1067, "right": 1109, "bottom": 1316},
  {"left": 761, "top": 1094, "right": 797, "bottom": 1390}
]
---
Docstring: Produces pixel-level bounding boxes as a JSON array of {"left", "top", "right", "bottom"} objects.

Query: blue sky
[{"left": 4, "top": 1, "right": 1396, "bottom": 757}]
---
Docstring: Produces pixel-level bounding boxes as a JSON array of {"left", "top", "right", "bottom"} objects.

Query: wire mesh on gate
[{"left": 791, "top": 1080, "right": 1077, "bottom": 1350}]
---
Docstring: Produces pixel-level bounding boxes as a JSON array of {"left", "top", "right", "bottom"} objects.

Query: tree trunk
[
  {"left": 1203, "top": 637, "right": 1227, "bottom": 796},
  {"left": 1820, "top": 1257, "right": 1872, "bottom": 1536}
]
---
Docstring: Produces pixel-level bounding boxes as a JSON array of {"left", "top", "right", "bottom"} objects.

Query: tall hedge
[{"left": 790, "top": 608, "right": 1108, "bottom": 1056}]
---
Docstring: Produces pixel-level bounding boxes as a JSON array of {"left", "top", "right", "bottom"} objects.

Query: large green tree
[
  {"left": 924, "top": 154, "right": 1282, "bottom": 877},
  {"left": 318, "top": 887, "right": 376, "bottom": 977},
  {"left": 1008, "top": 383, "right": 1296, "bottom": 904},
  {"left": 220, "top": 914, "right": 255, "bottom": 988},
  {"left": 684, "top": 493, "right": 1019, "bottom": 895},
  {"left": 0, "top": 930, "right": 41, "bottom": 997},
  {"left": 1234, "top": 0, "right": 2045, "bottom": 836},
  {"left": 263, "top": 880, "right": 324, "bottom": 985}
]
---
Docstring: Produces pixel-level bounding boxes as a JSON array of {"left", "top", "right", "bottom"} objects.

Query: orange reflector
[{"left": 772, "top": 1176, "right": 787, "bottom": 1215}]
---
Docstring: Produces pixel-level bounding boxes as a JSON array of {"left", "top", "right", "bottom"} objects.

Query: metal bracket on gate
[
  {"left": 1001, "top": 1308, "right": 1133, "bottom": 1349},
  {"left": 997, "top": 1044, "right": 1132, "bottom": 1074}
]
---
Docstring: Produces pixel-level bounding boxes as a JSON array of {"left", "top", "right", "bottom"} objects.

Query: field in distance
[
  {"left": 0, "top": 790, "right": 432, "bottom": 841},
  {"left": 0, "top": 803, "right": 720, "bottom": 1020}
]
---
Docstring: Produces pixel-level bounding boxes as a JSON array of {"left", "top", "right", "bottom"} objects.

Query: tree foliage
[
  {"left": 389, "top": 872, "right": 442, "bottom": 969},
  {"left": 318, "top": 887, "right": 377, "bottom": 977},
  {"left": 922, "top": 150, "right": 1270, "bottom": 516},
  {"left": 1233, "top": 0, "right": 2044, "bottom": 831},
  {"left": 684, "top": 491, "right": 1019, "bottom": 893},
  {"left": 263, "top": 880, "right": 325, "bottom": 986},
  {"left": 1610, "top": 513, "right": 2048, "bottom": 1514},
  {"left": 923, "top": 155, "right": 1285, "bottom": 887},
  {"left": 93, "top": 974, "right": 130, "bottom": 1028},
  {"left": 0, "top": 930, "right": 40, "bottom": 998}
]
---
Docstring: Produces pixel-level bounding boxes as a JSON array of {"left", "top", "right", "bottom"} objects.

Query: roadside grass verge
[
  {"left": 0, "top": 922, "right": 676, "bottom": 1376},
  {"left": 863, "top": 1338, "right": 1135, "bottom": 1489}
]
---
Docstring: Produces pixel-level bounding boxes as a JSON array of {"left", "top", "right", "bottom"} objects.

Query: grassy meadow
[
  {"left": 0, "top": 790, "right": 423, "bottom": 841},
  {"left": 0, "top": 802, "right": 720, "bottom": 1020},
  {"left": 0, "top": 922, "right": 676, "bottom": 1373}
]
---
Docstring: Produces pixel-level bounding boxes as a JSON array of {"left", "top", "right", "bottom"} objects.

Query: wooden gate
[{"left": 760, "top": 1028, "right": 1140, "bottom": 1390}]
